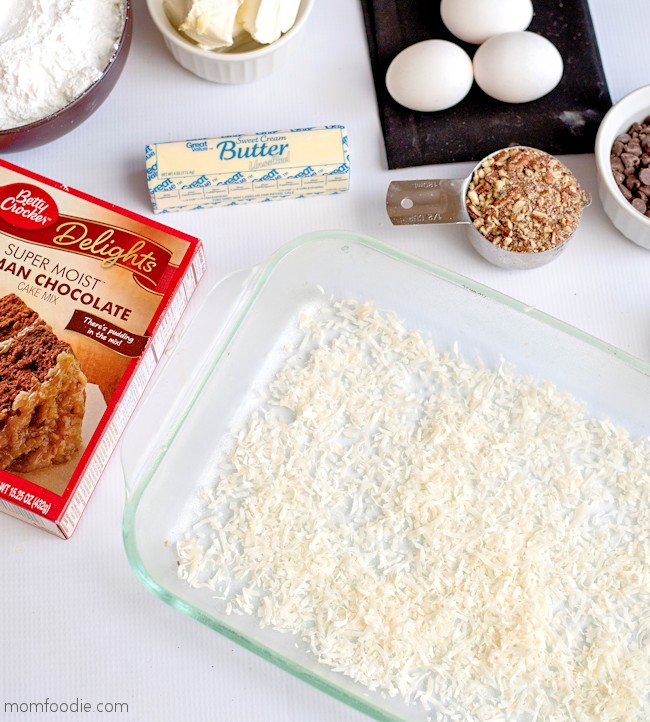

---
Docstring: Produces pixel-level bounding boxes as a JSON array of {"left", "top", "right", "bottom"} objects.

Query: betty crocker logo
[{"left": 0, "top": 183, "right": 59, "bottom": 230}]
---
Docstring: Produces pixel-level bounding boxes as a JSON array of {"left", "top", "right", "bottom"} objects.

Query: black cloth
[{"left": 360, "top": 0, "right": 612, "bottom": 169}]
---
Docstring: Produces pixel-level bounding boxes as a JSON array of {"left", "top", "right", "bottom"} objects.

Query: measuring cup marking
[{"left": 386, "top": 177, "right": 467, "bottom": 226}]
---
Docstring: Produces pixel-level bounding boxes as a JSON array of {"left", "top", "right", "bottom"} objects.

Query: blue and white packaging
[{"left": 146, "top": 125, "right": 350, "bottom": 213}]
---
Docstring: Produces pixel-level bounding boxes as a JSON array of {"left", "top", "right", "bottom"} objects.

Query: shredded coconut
[
  {"left": 177, "top": 298, "right": 650, "bottom": 720},
  {"left": 0, "top": 0, "right": 125, "bottom": 130}
]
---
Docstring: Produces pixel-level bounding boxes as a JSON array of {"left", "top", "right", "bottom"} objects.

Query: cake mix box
[{"left": 0, "top": 159, "right": 206, "bottom": 538}]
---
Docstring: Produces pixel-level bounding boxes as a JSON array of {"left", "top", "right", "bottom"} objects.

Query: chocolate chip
[
  {"left": 631, "top": 197, "right": 647, "bottom": 213},
  {"left": 621, "top": 152, "right": 640, "bottom": 167},
  {"left": 627, "top": 140, "right": 643, "bottom": 155},
  {"left": 610, "top": 116, "right": 650, "bottom": 215},
  {"left": 611, "top": 156, "right": 624, "bottom": 173},
  {"left": 618, "top": 183, "right": 633, "bottom": 200}
]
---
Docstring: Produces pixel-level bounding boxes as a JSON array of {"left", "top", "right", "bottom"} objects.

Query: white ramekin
[
  {"left": 595, "top": 85, "right": 650, "bottom": 250},
  {"left": 146, "top": 0, "right": 313, "bottom": 84}
]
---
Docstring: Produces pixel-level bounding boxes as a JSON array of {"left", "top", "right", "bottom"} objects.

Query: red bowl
[{"left": 0, "top": 0, "right": 133, "bottom": 153}]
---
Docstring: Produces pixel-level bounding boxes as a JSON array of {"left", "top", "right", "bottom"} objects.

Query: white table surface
[{"left": 2, "top": 1, "right": 649, "bottom": 720}]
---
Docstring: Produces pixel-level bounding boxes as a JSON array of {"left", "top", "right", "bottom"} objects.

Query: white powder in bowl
[{"left": 0, "top": 0, "right": 126, "bottom": 130}]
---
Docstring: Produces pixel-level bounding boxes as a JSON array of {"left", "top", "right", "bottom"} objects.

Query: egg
[
  {"left": 440, "top": 0, "right": 534, "bottom": 45},
  {"left": 386, "top": 40, "right": 473, "bottom": 113},
  {"left": 473, "top": 31, "right": 563, "bottom": 104}
]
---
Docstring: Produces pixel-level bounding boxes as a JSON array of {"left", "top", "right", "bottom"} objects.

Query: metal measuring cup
[{"left": 386, "top": 146, "right": 591, "bottom": 270}]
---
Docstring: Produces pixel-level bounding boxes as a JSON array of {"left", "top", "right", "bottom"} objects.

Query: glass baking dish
[{"left": 122, "top": 230, "right": 650, "bottom": 722}]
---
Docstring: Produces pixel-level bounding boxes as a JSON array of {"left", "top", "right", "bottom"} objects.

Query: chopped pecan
[{"left": 465, "top": 146, "right": 589, "bottom": 253}]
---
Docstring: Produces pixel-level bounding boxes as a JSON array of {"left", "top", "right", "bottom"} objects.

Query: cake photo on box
[{"left": 0, "top": 294, "right": 87, "bottom": 473}]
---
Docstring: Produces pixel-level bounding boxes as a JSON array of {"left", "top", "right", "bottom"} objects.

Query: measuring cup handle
[{"left": 386, "top": 178, "right": 467, "bottom": 226}]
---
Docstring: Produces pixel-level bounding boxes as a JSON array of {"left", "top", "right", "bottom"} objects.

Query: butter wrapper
[{"left": 146, "top": 125, "right": 350, "bottom": 213}]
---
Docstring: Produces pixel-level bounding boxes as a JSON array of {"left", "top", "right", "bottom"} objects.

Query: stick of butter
[{"left": 145, "top": 125, "right": 350, "bottom": 214}]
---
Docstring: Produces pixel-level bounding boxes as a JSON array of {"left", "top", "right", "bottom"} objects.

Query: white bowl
[
  {"left": 146, "top": 0, "right": 313, "bottom": 84},
  {"left": 595, "top": 85, "right": 650, "bottom": 250}
]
